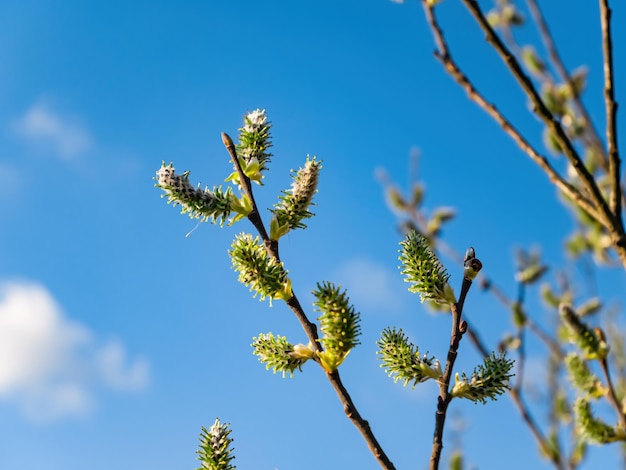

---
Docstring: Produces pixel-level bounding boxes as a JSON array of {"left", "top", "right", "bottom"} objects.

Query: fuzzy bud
[
  {"left": 271, "top": 156, "right": 322, "bottom": 238},
  {"left": 313, "top": 282, "right": 361, "bottom": 371},
  {"left": 450, "top": 352, "right": 515, "bottom": 404},
  {"left": 230, "top": 233, "right": 292, "bottom": 305},
  {"left": 399, "top": 231, "right": 456, "bottom": 305},
  {"left": 252, "top": 333, "right": 310, "bottom": 377},
  {"left": 155, "top": 162, "right": 233, "bottom": 225},
  {"left": 560, "top": 304, "right": 609, "bottom": 360},
  {"left": 197, "top": 418, "right": 236, "bottom": 470},
  {"left": 377, "top": 327, "right": 442, "bottom": 387}
]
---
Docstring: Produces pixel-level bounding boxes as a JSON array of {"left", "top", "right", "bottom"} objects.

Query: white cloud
[
  {"left": 13, "top": 102, "right": 92, "bottom": 159},
  {"left": 333, "top": 257, "right": 402, "bottom": 313},
  {"left": 0, "top": 281, "right": 149, "bottom": 422},
  {"left": 96, "top": 341, "right": 149, "bottom": 392}
]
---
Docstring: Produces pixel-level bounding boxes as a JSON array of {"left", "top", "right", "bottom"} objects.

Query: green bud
[
  {"left": 269, "top": 215, "right": 291, "bottom": 241},
  {"left": 197, "top": 418, "right": 236, "bottom": 470},
  {"left": 574, "top": 397, "right": 626, "bottom": 444},
  {"left": 155, "top": 162, "right": 233, "bottom": 225},
  {"left": 271, "top": 156, "right": 322, "bottom": 233},
  {"left": 237, "top": 109, "right": 272, "bottom": 181},
  {"left": 230, "top": 233, "right": 292, "bottom": 305},
  {"left": 560, "top": 304, "right": 609, "bottom": 360},
  {"left": 313, "top": 282, "right": 361, "bottom": 371},
  {"left": 377, "top": 327, "right": 442, "bottom": 388},
  {"left": 515, "top": 264, "right": 548, "bottom": 284},
  {"left": 387, "top": 187, "right": 406, "bottom": 212},
  {"left": 544, "top": 127, "right": 563, "bottom": 154},
  {"left": 565, "top": 353, "right": 606, "bottom": 398},
  {"left": 449, "top": 452, "right": 463, "bottom": 470},
  {"left": 450, "top": 352, "right": 515, "bottom": 404},
  {"left": 511, "top": 301, "right": 526, "bottom": 328},
  {"left": 577, "top": 297, "right": 602, "bottom": 317},
  {"left": 463, "top": 247, "right": 482, "bottom": 281},
  {"left": 562, "top": 67, "right": 588, "bottom": 99},
  {"left": 540, "top": 284, "right": 561, "bottom": 308},
  {"left": 252, "top": 333, "right": 310, "bottom": 377},
  {"left": 522, "top": 46, "right": 546, "bottom": 76},
  {"left": 410, "top": 183, "right": 424, "bottom": 208},
  {"left": 399, "top": 231, "right": 456, "bottom": 305}
]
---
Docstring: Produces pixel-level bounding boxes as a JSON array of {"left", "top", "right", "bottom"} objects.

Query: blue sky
[{"left": 0, "top": 0, "right": 625, "bottom": 469}]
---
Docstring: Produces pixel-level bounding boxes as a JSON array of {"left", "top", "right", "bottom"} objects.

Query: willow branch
[
  {"left": 222, "top": 133, "right": 396, "bottom": 470},
  {"left": 599, "top": 0, "right": 623, "bottom": 222},
  {"left": 458, "top": 0, "right": 615, "bottom": 230},
  {"left": 526, "top": 317, "right": 564, "bottom": 360},
  {"left": 420, "top": 3, "right": 603, "bottom": 225},
  {"left": 222, "top": 132, "right": 277, "bottom": 257},
  {"left": 526, "top": 0, "right": 607, "bottom": 168},
  {"left": 510, "top": 388, "right": 567, "bottom": 470},
  {"left": 599, "top": 357, "right": 626, "bottom": 430},
  {"left": 430, "top": 274, "right": 473, "bottom": 470}
]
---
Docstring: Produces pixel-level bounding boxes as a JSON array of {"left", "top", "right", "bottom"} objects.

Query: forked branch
[{"left": 222, "top": 132, "right": 396, "bottom": 470}]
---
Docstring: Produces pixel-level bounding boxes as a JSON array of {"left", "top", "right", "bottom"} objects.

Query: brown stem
[
  {"left": 419, "top": 3, "right": 603, "bottom": 225},
  {"left": 526, "top": 0, "right": 607, "bottom": 169},
  {"left": 599, "top": 358, "right": 626, "bottom": 430},
  {"left": 221, "top": 132, "right": 276, "bottom": 256},
  {"left": 222, "top": 133, "right": 396, "bottom": 469},
  {"left": 457, "top": 0, "right": 626, "bottom": 267},
  {"left": 430, "top": 275, "right": 472, "bottom": 470},
  {"left": 466, "top": 315, "right": 566, "bottom": 469},
  {"left": 599, "top": 0, "right": 623, "bottom": 224},
  {"left": 459, "top": 1, "right": 607, "bottom": 218},
  {"left": 326, "top": 370, "right": 397, "bottom": 469},
  {"left": 387, "top": 151, "right": 566, "bottom": 467},
  {"left": 510, "top": 388, "right": 567, "bottom": 470}
]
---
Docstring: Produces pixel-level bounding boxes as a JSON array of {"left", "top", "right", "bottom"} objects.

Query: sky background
[{"left": 0, "top": 0, "right": 625, "bottom": 469}]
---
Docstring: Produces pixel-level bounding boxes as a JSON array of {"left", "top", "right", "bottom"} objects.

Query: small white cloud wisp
[
  {"left": 333, "top": 257, "right": 402, "bottom": 313},
  {"left": 12, "top": 102, "right": 92, "bottom": 159},
  {"left": 0, "top": 281, "right": 149, "bottom": 422}
]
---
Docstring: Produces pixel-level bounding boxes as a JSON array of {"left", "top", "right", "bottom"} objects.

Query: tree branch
[
  {"left": 599, "top": 0, "right": 623, "bottom": 224},
  {"left": 222, "top": 133, "right": 396, "bottom": 470},
  {"left": 526, "top": 0, "right": 607, "bottom": 169},
  {"left": 439, "top": 0, "right": 626, "bottom": 268},
  {"left": 430, "top": 271, "right": 474, "bottom": 469},
  {"left": 420, "top": 3, "right": 603, "bottom": 224},
  {"left": 599, "top": 356, "right": 626, "bottom": 430}
]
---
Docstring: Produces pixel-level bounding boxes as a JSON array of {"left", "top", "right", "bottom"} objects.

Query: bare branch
[
  {"left": 430, "top": 275, "right": 474, "bottom": 470},
  {"left": 452, "top": 0, "right": 626, "bottom": 268},
  {"left": 526, "top": 0, "right": 607, "bottom": 170},
  {"left": 599, "top": 357, "right": 626, "bottom": 430},
  {"left": 457, "top": 1, "right": 616, "bottom": 228},
  {"left": 222, "top": 133, "right": 397, "bottom": 470},
  {"left": 420, "top": 4, "right": 604, "bottom": 224},
  {"left": 599, "top": 0, "right": 623, "bottom": 223}
]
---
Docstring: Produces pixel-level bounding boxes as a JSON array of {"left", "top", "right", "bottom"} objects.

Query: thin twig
[
  {"left": 526, "top": 317, "right": 564, "bottom": 360},
  {"left": 526, "top": 0, "right": 607, "bottom": 169},
  {"left": 511, "top": 387, "right": 567, "bottom": 470},
  {"left": 599, "top": 357, "right": 626, "bottom": 430},
  {"left": 457, "top": 0, "right": 626, "bottom": 268},
  {"left": 222, "top": 133, "right": 396, "bottom": 470},
  {"left": 430, "top": 272, "right": 474, "bottom": 470},
  {"left": 599, "top": 0, "right": 623, "bottom": 223},
  {"left": 420, "top": 3, "right": 604, "bottom": 225},
  {"left": 459, "top": 1, "right": 608, "bottom": 218},
  {"left": 385, "top": 150, "right": 566, "bottom": 467},
  {"left": 222, "top": 133, "right": 277, "bottom": 257},
  {"left": 457, "top": 285, "right": 564, "bottom": 469}
]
